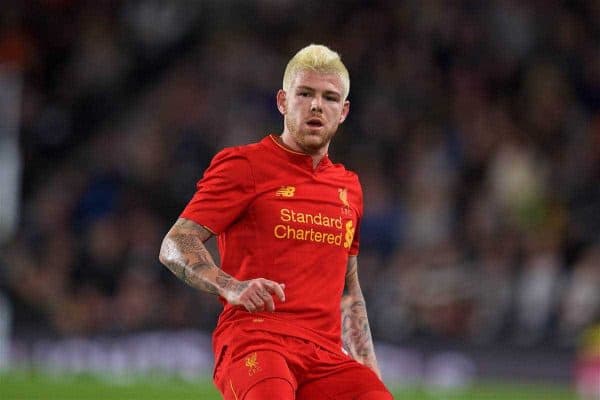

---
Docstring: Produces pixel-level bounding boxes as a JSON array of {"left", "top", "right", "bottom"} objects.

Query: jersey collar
[{"left": 264, "top": 134, "right": 333, "bottom": 169}]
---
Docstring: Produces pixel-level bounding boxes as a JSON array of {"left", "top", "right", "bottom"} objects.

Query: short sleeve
[
  {"left": 348, "top": 177, "right": 363, "bottom": 256},
  {"left": 180, "top": 147, "right": 255, "bottom": 234}
]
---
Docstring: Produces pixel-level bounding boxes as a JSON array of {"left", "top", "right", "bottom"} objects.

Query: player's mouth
[{"left": 306, "top": 118, "right": 324, "bottom": 128}]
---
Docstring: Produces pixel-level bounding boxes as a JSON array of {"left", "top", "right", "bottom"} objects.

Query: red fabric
[
  {"left": 244, "top": 378, "right": 295, "bottom": 400},
  {"left": 214, "top": 333, "right": 391, "bottom": 400},
  {"left": 217, "top": 351, "right": 295, "bottom": 400},
  {"left": 181, "top": 135, "right": 363, "bottom": 356}
]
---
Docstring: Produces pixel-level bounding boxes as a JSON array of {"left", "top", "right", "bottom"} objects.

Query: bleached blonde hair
[{"left": 283, "top": 44, "right": 350, "bottom": 100}]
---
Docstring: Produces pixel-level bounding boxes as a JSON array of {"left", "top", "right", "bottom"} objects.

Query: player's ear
[
  {"left": 339, "top": 100, "right": 350, "bottom": 124},
  {"left": 276, "top": 90, "right": 287, "bottom": 115}
]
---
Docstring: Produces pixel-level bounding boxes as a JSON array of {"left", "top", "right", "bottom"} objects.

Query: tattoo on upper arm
[
  {"left": 173, "top": 218, "right": 213, "bottom": 242},
  {"left": 346, "top": 256, "right": 358, "bottom": 276},
  {"left": 343, "top": 256, "right": 359, "bottom": 296}
]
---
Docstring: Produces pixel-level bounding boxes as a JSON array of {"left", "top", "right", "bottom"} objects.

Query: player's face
[{"left": 277, "top": 70, "right": 349, "bottom": 155}]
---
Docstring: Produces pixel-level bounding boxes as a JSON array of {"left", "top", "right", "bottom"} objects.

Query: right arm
[{"left": 159, "top": 217, "right": 285, "bottom": 312}]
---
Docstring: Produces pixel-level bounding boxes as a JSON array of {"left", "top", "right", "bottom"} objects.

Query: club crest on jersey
[
  {"left": 276, "top": 186, "right": 295, "bottom": 197},
  {"left": 245, "top": 352, "right": 261, "bottom": 376},
  {"left": 338, "top": 188, "right": 349, "bottom": 207}
]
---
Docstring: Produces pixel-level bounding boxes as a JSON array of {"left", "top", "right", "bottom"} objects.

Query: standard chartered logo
[{"left": 274, "top": 208, "right": 354, "bottom": 248}]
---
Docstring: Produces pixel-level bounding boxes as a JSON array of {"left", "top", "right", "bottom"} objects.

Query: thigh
[
  {"left": 245, "top": 378, "right": 295, "bottom": 400},
  {"left": 297, "top": 363, "right": 393, "bottom": 400},
  {"left": 216, "top": 350, "right": 298, "bottom": 400}
]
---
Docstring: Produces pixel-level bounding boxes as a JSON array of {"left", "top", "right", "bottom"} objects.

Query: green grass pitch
[{"left": 0, "top": 371, "right": 579, "bottom": 399}]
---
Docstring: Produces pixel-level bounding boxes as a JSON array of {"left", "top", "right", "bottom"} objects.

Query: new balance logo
[{"left": 276, "top": 186, "right": 295, "bottom": 197}]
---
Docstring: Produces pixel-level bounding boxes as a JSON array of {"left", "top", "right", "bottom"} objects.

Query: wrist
[{"left": 218, "top": 276, "right": 242, "bottom": 300}]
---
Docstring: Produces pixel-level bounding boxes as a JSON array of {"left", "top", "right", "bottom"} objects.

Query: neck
[
  {"left": 310, "top": 155, "right": 324, "bottom": 169},
  {"left": 278, "top": 132, "right": 327, "bottom": 169}
]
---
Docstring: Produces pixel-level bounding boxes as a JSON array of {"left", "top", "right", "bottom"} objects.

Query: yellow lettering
[
  {"left": 314, "top": 213, "right": 322, "bottom": 225},
  {"left": 334, "top": 217, "right": 342, "bottom": 229},
  {"left": 274, "top": 225, "right": 287, "bottom": 238},
  {"left": 298, "top": 213, "right": 313, "bottom": 224},
  {"left": 278, "top": 208, "right": 345, "bottom": 231},
  {"left": 287, "top": 224, "right": 296, "bottom": 239},
  {"left": 275, "top": 206, "right": 355, "bottom": 248},
  {"left": 304, "top": 228, "right": 311, "bottom": 240},
  {"left": 314, "top": 231, "right": 322, "bottom": 242},
  {"left": 274, "top": 223, "right": 348, "bottom": 248}
]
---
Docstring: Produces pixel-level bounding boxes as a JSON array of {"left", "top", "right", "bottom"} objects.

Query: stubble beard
[{"left": 285, "top": 118, "right": 336, "bottom": 155}]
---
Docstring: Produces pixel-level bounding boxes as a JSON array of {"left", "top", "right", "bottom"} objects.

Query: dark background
[{"left": 0, "top": 0, "right": 599, "bottom": 386}]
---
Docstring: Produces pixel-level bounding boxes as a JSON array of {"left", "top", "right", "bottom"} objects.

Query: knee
[
  {"left": 244, "top": 377, "right": 294, "bottom": 400},
  {"left": 356, "top": 390, "right": 394, "bottom": 400}
]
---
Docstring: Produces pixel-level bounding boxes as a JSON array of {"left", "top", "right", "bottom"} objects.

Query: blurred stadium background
[{"left": 0, "top": 0, "right": 599, "bottom": 399}]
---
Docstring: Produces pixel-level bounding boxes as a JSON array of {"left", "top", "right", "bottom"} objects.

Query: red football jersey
[{"left": 181, "top": 135, "right": 363, "bottom": 355}]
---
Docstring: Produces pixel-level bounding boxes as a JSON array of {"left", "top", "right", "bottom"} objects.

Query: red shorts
[{"left": 213, "top": 331, "right": 392, "bottom": 400}]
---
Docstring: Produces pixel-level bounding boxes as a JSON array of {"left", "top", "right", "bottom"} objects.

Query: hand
[{"left": 224, "top": 278, "right": 286, "bottom": 313}]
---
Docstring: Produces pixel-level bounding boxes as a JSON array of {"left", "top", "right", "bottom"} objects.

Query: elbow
[
  {"left": 340, "top": 293, "right": 353, "bottom": 308},
  {"left": 158, "top": 235, "right": 172, "bottom": 266},
  {"left": 341, "top": 289, "right": 364, "bottom": 308}
]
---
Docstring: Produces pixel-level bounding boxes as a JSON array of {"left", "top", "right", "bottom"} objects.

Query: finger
[
  {"left": 259, "top": 289, "right": 275, "bottom": 312},
  {"left": 250, "top": 293, "right": 265, "bottom": 311},
  {"left": 263, "top": 281, "right": 286, "bottom": 302}
]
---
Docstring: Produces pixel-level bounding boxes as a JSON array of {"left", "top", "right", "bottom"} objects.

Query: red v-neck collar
[{"left": 263, "top": 134, "right": 333, "bottom": 170}]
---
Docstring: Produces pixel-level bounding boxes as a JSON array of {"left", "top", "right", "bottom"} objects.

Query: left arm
[{"left": 341, "top": 255, "right": 382, "bottom": 379}]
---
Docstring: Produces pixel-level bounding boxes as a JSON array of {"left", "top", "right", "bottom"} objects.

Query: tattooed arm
[
  {"left": 341, "top": 255, "right": 382, "bottom": 379},
  {"left": 159, "top": 218, "right": 285, "bottom": 312}
]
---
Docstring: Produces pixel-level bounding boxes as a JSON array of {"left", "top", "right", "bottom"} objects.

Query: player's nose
[{"left": 310, "top": 96, "right": 322, "bottom": 112}]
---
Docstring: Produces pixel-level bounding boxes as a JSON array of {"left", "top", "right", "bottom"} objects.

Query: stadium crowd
[{"left": 1, "top": 0, "right": 599, "bottom": 352}]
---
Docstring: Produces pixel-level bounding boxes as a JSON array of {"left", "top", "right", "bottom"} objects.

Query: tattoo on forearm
[
  {"left": 160, "top": 218, "right": 238, "bottom": 296},
  {"left": 342, "top": 300, "right": 373, "bottom": 358},
  {"left": 341, "top": 257, "right": 379, "bottom": 371},
  {"left": 181, "top": 262, "right": 219, "bottom": 295},
  {"left": 215, "top": 271, "right": 232, "bottom": 289},
  {"left": 219, "top": 273, "right": 249, "bottom": 296},
  {"left": 215, "top": 271, "right": 248, "bottom": 294}
]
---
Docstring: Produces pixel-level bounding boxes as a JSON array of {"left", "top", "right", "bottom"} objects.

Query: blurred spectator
[
  {"left": 402, "top": 122, "right": 458, "bottom": 248},
  {"left": 1, "top": 1, "right": 599, "bottom": 355},
  {"left": 513, "top": 230, "right": 565, "bottom": 346},
  {"left": 558, "top": 244, "right": 600, "bottom": 346},
  {"left": 468, "top": 233, "right": 517, "bottom": 344}
]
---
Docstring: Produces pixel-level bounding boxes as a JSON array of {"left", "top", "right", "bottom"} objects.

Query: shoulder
[
  {"left": 214, "top": 140, "right": 267, "bottom": 161},
  {"left": 210, "top": 141, "right": 266, "bottom": 166},
  {"left": 329, "top": 162, "right": 362, "bottom": 186}
]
